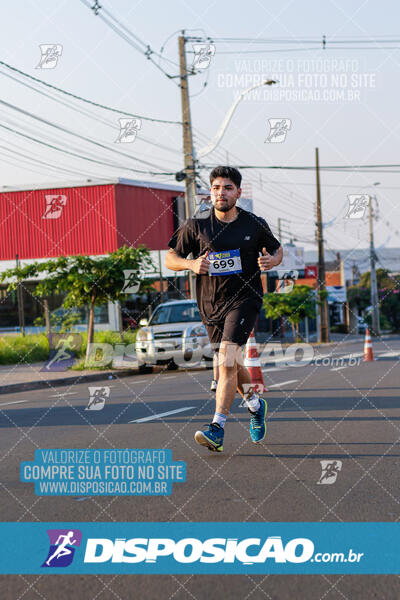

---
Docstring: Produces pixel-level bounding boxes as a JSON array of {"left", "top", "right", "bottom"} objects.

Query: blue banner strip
[{"left": 0, "top": 522, "right": 398, "bottom": 574}]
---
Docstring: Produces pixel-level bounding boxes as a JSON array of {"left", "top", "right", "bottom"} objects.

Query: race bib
[{"left": 208, "top": 249, "right": 242, "bottom": 275}]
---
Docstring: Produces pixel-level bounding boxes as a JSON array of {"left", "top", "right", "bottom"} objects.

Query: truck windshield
[{"left": 150, "top": 304, "right": 201, "bottom": 325}]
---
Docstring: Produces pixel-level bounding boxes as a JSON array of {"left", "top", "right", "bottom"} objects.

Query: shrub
[{"left": 0, "top": 334, "right": 50, "bottom": 365}]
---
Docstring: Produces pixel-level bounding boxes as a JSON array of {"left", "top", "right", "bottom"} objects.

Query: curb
[{"left": 0, "top": 368, "right": 140, "bottom": 396}]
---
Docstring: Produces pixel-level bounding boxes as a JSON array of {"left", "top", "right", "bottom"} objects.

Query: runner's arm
[
  {"left": 165, "top": 249, "right": 210, "bottom": 274},
  {"left": 165, "top": 248, "right": 194, "bottom": 272}
]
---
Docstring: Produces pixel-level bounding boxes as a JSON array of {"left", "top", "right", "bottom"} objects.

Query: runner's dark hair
[{"left": 209, "top": 166, "right": 242, "bottom": 188}]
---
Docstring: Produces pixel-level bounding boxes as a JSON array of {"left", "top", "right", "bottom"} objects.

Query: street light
[
  {"left": 369, "top": 182, "right": 380, "bottom": 335},
  {"left": 196, "top": 80, "right": 277, "bottom": 160}
]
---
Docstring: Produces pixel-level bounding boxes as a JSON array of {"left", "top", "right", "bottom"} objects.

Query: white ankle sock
[
  {"left": 245, "top": 393, "right": 260, "bottom": 413},
  {"left": 212, "top": 412, "right": 227, "bottom": 428}
]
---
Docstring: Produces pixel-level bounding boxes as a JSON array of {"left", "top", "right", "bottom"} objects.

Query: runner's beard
[{"left": 212, "top": 199, "right": 236, "bottom": 212}]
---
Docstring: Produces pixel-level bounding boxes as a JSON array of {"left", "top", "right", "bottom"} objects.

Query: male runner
[{"left": 165, "top": 166, "right": 283, "bottom": 452}]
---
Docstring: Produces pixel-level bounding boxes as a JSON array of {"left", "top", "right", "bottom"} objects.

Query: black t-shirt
[{"left": 168, "top": 207, "right": 281, "bottom": 323}]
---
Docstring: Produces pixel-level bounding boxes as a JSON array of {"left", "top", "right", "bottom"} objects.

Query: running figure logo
[
  {"left": 276, "top": 269, "right": 298, "bottom": 294},
  {"left": 42, "top": 334, "right": 81, "bottom": 372},
  {"left": 42, "top": 529, "right": 82, "bottom": 567},
  {"left": 36, "top": 44, "right": 63, "bottom": 69},
  {"left": 122, "top": 270, "right": 142, "bottom": 294},
  {"left": 317, "top": 460, "right": 342, "bottom": 484},
  {"left": 265, "top": 119, "right": 291, "bottom": 143},
  {"left": 192, "top": 44, "right": 216, "bottom": 70},
  {"left": 42, "top": 195, "right": 67, "bottom": 219},
  {"left": 86, "top": 386, "right": 110, "bottom": 411},
  {"left": 345, "top": 195, "right": 369, "bottom": 219},
  {"left": 115, "top": 118, "right": 142, "bottom": 143}
]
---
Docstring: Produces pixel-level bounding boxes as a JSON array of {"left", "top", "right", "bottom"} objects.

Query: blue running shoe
[
  {"left": 195, "top": 423, "right": 224, "bottom": 452},
  {"left": 249, "top": 398, "right": 267, "bottom": 443}
]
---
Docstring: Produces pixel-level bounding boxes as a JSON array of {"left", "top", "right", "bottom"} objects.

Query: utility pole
[
  {"left": 277, "top": 217, "right": 290, "bottom": 243},
  {"left": 15, "top": 254, "right": 25, "bottom": 337},
  {"left": 178, "top": 33, "right": 197, "bottom": 299},
  {"left": 277, "top": 217, "right": 284, "bottom": 338},
  {"left": 369, "top": 195, "right": 380, "bottom": 335},
  {"left": 315, "top": 148, "right": 329, "bottom": 343},
  {"left": 158, "top": 250, "right": 164, "bottom": 303}
]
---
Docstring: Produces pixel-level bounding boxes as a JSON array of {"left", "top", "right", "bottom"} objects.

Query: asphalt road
[{"left": 0, "top": 336, "right": 399, "bottom": 599}]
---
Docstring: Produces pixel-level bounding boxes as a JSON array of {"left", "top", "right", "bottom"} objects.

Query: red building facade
[{"left": 0, "top": 178, "right": 185, "bottom": 260}]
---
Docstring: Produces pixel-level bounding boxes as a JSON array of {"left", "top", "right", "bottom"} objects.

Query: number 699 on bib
[{"left": 208, "top": 249, "right": 242, "bottom": 276}]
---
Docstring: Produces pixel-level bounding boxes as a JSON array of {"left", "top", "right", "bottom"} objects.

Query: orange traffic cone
[
  {"left": 363, "top": 327, "right": 374, "bottom": 362},
  {"left": 243, "top": 330, "right": 267, "bottom": 394}
]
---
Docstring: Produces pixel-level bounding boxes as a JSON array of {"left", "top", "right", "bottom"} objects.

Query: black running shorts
[{"left": 204, "top": 301, "right": 261, "bottom": 351}]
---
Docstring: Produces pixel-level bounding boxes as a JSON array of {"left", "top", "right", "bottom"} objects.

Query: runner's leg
[
  {"left": 210, "top": 351, "right": 219, "bottom": 392},
  {"left": 236, "top": 361, "right": 252, "bottom": 397},
  {"left": 215, "top": 341, "right": 241, "bottom": 415}
]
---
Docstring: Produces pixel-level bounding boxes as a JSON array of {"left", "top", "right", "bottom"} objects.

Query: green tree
[
  {"left": 263, "top": 285, "right": 317, "bottom": 340},
  {"left": 348, "top": 268, "right": 400, "bottom": 331},
  {"left": 0, "top": 245, "right": 155, "bottom": 362}
]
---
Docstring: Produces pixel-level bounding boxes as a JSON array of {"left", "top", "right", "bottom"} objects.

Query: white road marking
[
  {"left": 268, "top": 380, "right": 298, "bottom": 389},
  {"left": 331, "top": 366, "right": 349, "bottom": 371},
  {"left": 130, "top": 406, "right": 195, "bottom": 423},
  {"left": 377, "top": 352, "right": 399, "bottom": 359},
  {"left": 50, "top": 392, "right": 78, "bottom": 397},
  {"left": 262, "top": 367, "right": 288, "bottom": 373},
  {"left": 163, "top": 376, "right": 177, "bottom": 379},
  {"left": 0, "top": 399, "right": 31, "bottom": 407},
  {"left": 335, "top": 352, "right": 364, "bottom": 361}
]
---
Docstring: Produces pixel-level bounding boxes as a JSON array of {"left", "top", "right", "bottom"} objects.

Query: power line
[
  {"left": 0, "top": 67, "right": 182, "bottom": 157},
  {"left": 193, "top": 128, "right": 317, "bottom": 222},
  {"left": 190, "top": 35, "right": 400, "bottom": 43},
  {"left": 0, "top": 59, "right": 180, "bottom": 125},
  {"left": 0, "top": 121, "right": 175, "bottom": 177},
  {"left": 0, "top": 98, "right": 179, "bottom": 173},
  {"left": 80, "top": 0, "right": 188, "bottom": 84},
  {"left": 0, "top": 140, "right": 110, "bottom": 180},
  {"left": 195, "top": 47, "right": 400, "bottom": 54},
  {"left": 188, "top": 34, "right": 400, "bottom": 48},
  {"left": 200, "top": 163, "right": 400, "bottom": 172},
  {"left": 265, "top": 181, "right": 400, "bottom": 190}
]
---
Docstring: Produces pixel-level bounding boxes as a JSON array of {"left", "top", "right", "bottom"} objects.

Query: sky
[{"left": 0, "top": 0, "right": 399, "bottom": 260}]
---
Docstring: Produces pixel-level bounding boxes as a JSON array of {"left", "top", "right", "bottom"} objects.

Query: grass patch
[
  {"left": 0, "top": 330, "right": 137, "bottom": 367},
  {"left": 0, "top": 333, "right": 50, "bottom": 365}
]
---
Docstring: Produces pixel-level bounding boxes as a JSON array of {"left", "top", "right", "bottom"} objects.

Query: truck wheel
[
  {"left": 166, "top": 360, "right": 178, "bottom": 371},
  {"left": 138, "top": 364, "right": 153, "bottom": 374}
]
